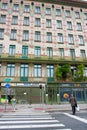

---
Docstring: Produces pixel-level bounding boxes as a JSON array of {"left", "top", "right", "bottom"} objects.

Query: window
[
  {"left": 70, "top": 49, "right": 75, "bottom": 59},
  {"left": 57, "top": 20, "right": 62, "bottom": 29},
  {"left": 47, "top": 47, "right": 53, "bottom": 57},
  {"left": 46, "top": 19, "right": 52, "bottom": 28},
  {"left": 12, "top": 16, "right": 18, "bottom": 25},
  {"left": 80, "top": 50, "right": 86, "bottom": 59},
  {"left": 68, "top": 34, "right": 74, "bottom": 44},
  {"left": 77, "top": 23, "right": 82, "bottom": 31},
  {"left": 9, "top": 45, "right": 15, "bottom": 55},
  {"left": 24, "top": 5, "right": 30, "bottom": 12},
  {"left": 22, "top": 46, "right": 28, "bottom": 56},
  {"left": 10, "top": 29, "right": 17, "bottom": 40},
  {"left": 20, "top": 64, "right": 28, "bottom": 77},
  {"left": 0, "top": 29, "right": 4, "bottom": 39},
  {"left": 22, "top": 30, "right": 29, "bottom": 41},
  {"left": 35, "top": 46, "right": 41, "bottom": 57},
  {"left": 0, "top": 44, "right": 2, "bottom": 55},
  {"left": 0, "top": 15, "right": 6, "bottom": 24},
  {"left": 47, "top": 65, "right": 54, "bottom": 78},
  {"left": 7, "top": 64, "right": 15, "bottom": 76},
  {"left": 34, "top": 64, "right": 42, "bottom": 77},
  {"left": 35, "top": 31, "right": 41, "bottom": 41},
  {"left": 56, "top": 9, "right": 61, "bottom": 16},
  {"left": 78, "top": 35, "right": 84, "bottom": 45},
  {"left": 66, "top": 10, "right": 71, "bottom": 17},
  {"left": 23, "top": 17, "right": 29, "bottom": 26},
  {"left": 35, "top": 18, "right": 41, "bottom": 27},
  {"left": 46, "top": 8, "right": 51, "bottom": 15},
  {"left": 46, "top": 32, "right": 52, "bottom": 42},
  {"left": 1, "top": 3, "right": 8, "bottom": 10},
  {"left": 35, "top": 6, "right": 41, "bottom": 14},
  {"left": 59, "top": 48, "right": 64, "bottom": 58},
  {"left": 67, "top": 21, "right": 72, "bottom": 30},
  {"left": 13, "top": 4, "right": 19, "bottom": 11},
  {"left": 75, "top": 12, "right": 80, "bottom": 19},
  {"left": 57, "top": 33, "right": 63, "bottom": 43}
]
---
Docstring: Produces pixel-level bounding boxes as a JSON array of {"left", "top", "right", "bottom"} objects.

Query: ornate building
[{"left": 0, "top": 0, "right": 87, "bottom": 104}]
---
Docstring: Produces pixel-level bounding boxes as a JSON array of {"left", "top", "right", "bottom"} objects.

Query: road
[{"left": 0, "top": 111, "right": 87, "bottom": 130}]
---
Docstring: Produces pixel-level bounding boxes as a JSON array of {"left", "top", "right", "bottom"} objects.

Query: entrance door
[{"left": 48, "top": 87, "right": 57, "bottom": 104}]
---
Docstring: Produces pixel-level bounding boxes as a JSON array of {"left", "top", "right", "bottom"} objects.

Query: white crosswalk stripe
[{"left": 0, "top": 113, "right": 71, "bottom": 130}]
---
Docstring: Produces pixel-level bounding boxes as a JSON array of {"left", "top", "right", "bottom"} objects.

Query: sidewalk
[{"left": 0, "top": 103, "right": 87, "bottom": 113}]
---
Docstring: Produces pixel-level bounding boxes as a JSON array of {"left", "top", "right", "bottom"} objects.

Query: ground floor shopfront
[{"left": 0, "top": 82, "right": 87, "bottom": 104}]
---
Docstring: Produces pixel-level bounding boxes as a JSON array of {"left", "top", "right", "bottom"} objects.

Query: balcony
[{"left": 0, "top": 54, "right": 87, "bottom": 65}]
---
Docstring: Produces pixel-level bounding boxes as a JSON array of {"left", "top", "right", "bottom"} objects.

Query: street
[{"left": 0, "top": 110, "right": 87, "bottom": 130}]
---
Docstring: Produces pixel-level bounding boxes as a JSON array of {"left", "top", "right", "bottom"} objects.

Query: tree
[
  {"left": 75, "top": 64, "right": 85, "bottom": 81},
  {"left": 56, "top": 64, "right": 71, "bottom": 81}
]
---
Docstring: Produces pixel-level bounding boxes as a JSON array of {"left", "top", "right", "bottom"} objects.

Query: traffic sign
[{"left": 5, "top": 83, "right": 10, "bottom": 88}]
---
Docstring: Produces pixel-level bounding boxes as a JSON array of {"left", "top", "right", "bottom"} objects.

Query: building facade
[{"left": 0, "top": 0, "right": 87, "bottom": 104}]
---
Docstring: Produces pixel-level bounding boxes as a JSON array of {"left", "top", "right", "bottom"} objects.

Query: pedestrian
[
  {"left": 69, "top": 94, "right": 77, "bottom": 115},
  {"left": 11, "top": 96, "right": 16, "bottom": 112}
]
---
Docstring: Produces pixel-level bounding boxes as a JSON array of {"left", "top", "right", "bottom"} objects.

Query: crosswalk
[{"left": 0, "top": 112, "right": 71, "bottom": 130}]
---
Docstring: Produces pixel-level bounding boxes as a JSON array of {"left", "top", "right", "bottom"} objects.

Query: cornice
[{"left": 26, "top": 0, "right": 87, "bottom": 8}]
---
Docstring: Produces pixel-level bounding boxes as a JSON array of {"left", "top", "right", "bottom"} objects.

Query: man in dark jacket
[{"left": 69, "top": 94, "right": 77, "bottom": 115}]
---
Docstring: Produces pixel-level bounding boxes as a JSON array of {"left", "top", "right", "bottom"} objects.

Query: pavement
[{"left": 0, "top": 103, "right": 87, "bottom": 114}]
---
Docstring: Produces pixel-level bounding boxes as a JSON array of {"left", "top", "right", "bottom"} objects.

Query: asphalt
[{"left": 0, "top": 103, "right": 87, "bottom": 114}]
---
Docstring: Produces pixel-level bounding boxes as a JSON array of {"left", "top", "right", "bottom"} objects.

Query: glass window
[
  {"left": 67, "top": 21, "right": 72, "bottom": 30},
  {"left": 59, "top": 48, "right": 64, "bottom": 58},
  {"left": 47, "top": 47, "right": 53, "bottom": 57},
  {"left": 9, "top": 45, "right": 15, "bottom": 55},
  {"left": 80, "top": 50, "right": 86, "bottom": 59},
  {"left": 77, "top": 23, "right": 82, "bottom": 31},
  {"left": 22, "top": 46, "right": 28, "bottom": 56},
  {"left": 23, "top": 17, "right": 29, "bottom": 26},
  {"left": 24, "top": 5, "right": 30, "bottom": 12},
  {"left": 57, "top": 33, "right": 63, "bottom": 43},
  {"left": 35, "top": 18, "right": 41, "bottom": 27},
  {"left": 70, "top": 49, "right": 75, "bottom": 59},
  {"left": 46, "top": 32, "right": 52, "bottom": 42},
  {"left": 20, "top": 64, "right": 28, "bottom": 77},
  {"left": 56, "top": 9, "right": 61, "bottom": 16},
  {"left": 35, "top": 6, "right": 41, "bottom": 14},
  {"left": 22, "top": 30, "right": 29, "bottom": 41},
  {"left": 35, "top": 31, "right": 41, "bottom": 41},
  {"left": 66, "top": 10, "right": 71, "bottom": 17},
  {"left": 1, "top": 3, "right": 8, "bottom": 10},
  {"left": 68, "top": 34, "right": 74, "bottom": 44},
  {"left": 13, "top": 4, "right": 19, "bottom": 11},
  {"left": 75, "top": 12, "right": 80, "bottom": 19},
  {"left": 0, "top": 29, "right": 4, "bottom": 39},
  {"left": 7, "top": 64, "right": 15, "bottom": 76},
  {"left": 46, "top": 8, "right": 51, "bottom": 15},
  {"left": 47, "top": 65, "right": 54, "bottom": 77},
  {"left": 10, "top": 29, "right": 17, "bottom": 40},
  {"left": 35, "top": 46, "right": 41, "bottom": 57},
  {"left": 0, "top": 15, "right": 6, "bottom": 24},
  {"left": 34, "top": 64, "right": 42, "bottom": 77},
  {"left": 12, "top": 16, "right": 18, "bottom": 25},
  {"left": 0, "top": 44, "right": 2, "bottom": 55},
  {"left": 78, "top": 35, "right": 84, "bottom": 45},
  {"left": 57, "top": 20, "right": 62, "bottom": 29},
  {"left": 46, "top": 19, "right": 52, "bottom": 28}
]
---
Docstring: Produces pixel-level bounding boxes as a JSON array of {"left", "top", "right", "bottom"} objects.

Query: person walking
[
  {"left": 69, "top": 94, "right": 77, "bottom": 115},
  {"left": 11, "top": 96, "right": 16, "bottom": 112}
]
